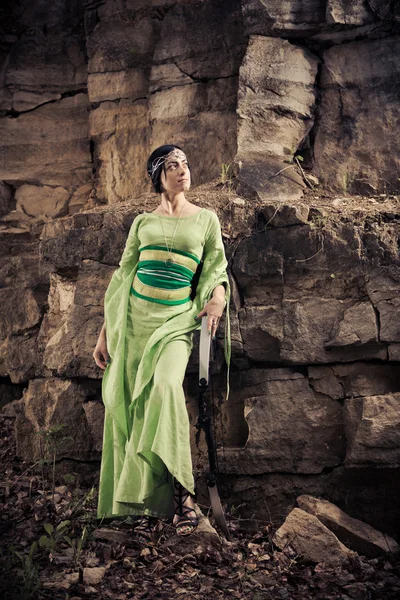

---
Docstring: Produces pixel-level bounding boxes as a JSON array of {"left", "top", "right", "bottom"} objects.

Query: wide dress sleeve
[
  {"left": 104, "top": 218, "right": 140, "bottom": 320},
  {"left": 102, "top": 215, "right": 142, "bottom": 438},
  {"left": 195, "top": 211, "right": 231, "bottom": 378}
]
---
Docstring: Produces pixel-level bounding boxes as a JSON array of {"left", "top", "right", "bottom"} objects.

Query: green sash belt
[{"left": 130, "top": 245, "right": 201, "bottom": 306}]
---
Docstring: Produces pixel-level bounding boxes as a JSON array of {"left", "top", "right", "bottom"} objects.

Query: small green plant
[
  {"left": 63, "top": 525, "right": 88, "bottom": 570},
  {"left": 36, "top": 424, "right": 73, "bottom": 504},
  {"left": 219, "top": 163, "right": 233, "bottom": 188},
  {"left": 1, "top": 542, "right": 40, "bottom": 599},
  {"left": 62, "top": 472, "right": 77, "bottom": 486},
  {"left": 38, "top": 520, "right": 72, "bottom": 554},
  {"left": 340, "top": 171, "right": 354, "bottom": 195}
]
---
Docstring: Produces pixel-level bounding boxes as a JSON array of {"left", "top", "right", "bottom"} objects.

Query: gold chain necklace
[{"left": 159, "top": 201, "right": 187, "bottom": 266}]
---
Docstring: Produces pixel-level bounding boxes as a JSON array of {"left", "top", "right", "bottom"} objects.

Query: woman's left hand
[{"left": 195, "top": 296, "right": 225, "bottom": 338}]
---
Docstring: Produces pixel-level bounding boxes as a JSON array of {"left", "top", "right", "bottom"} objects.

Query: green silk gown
[{"left": 97, "top": 208, "right": 231, "bottom": 518}]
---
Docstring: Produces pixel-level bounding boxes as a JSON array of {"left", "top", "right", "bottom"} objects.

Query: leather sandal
[
  {"left": 134, "top": 515, "right": 158, "bottom": 545},
  {"left": 173, "top": 479, "right": 199, "bottom": 536}
]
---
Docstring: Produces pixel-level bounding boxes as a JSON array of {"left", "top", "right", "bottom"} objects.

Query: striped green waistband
[
  {"left": 130, "top": 284, "right": 191, "bottom": 306},
  {"left": 130, "top": 245, "right": 200, "bottom": 305}
]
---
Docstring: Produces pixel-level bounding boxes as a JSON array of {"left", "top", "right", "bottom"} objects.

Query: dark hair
[{"left": 146, "top": 144, "right": 191, "bottom": 194}]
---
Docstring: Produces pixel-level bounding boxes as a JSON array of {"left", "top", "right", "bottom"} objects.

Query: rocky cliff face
[{"left": 1, "top": 0, "right": 400, "bottom": 535}]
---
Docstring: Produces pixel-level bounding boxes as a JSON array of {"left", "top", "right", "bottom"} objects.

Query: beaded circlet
[{"left": 148, "top": 149, "right": 187, "bottom": 178}]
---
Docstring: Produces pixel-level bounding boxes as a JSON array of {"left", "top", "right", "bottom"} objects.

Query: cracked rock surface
[{"left": 1, "top": 0, "right": 400, "bottom": 541}]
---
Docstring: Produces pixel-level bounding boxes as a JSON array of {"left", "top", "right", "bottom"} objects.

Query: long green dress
[{"left": 97, "top": 208, "right": 230, "bottom": 519}]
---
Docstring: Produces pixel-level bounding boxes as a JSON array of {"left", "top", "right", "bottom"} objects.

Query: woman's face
[{"left": 160, "top": 149, "right": 191, "bottom": 194}]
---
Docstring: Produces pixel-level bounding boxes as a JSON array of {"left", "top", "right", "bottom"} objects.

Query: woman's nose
[{"left": 179, "top": 163, "right": 187, "bottom": 175}]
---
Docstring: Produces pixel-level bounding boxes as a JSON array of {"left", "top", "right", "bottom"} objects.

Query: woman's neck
[{"left": 158, "top": 193, "right": 187, "bottom": 216}]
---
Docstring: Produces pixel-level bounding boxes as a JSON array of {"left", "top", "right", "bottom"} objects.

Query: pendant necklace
[{"left": 159, "top": 200, "right": 187, "bottom": 266}]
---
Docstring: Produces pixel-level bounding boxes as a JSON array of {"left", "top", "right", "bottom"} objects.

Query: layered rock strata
[{"left": 0, "top": 1, "right": 400, "bottom": 537}]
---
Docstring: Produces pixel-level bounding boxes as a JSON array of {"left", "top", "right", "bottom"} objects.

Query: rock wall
[{"left": 1, "top": 1, "right": 400, "bottom": 536}]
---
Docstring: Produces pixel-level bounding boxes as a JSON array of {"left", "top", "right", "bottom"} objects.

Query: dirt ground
[{"left": 1, "top": 411, "right": 400, "bottom": 600}]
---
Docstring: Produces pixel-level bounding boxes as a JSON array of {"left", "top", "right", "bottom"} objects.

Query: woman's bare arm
[{"left": 93, "top": 321, "right": 109, "bottom": 370}]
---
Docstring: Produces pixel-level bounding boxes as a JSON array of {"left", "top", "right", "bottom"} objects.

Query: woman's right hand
[{"left": 93, "top": 334, "right": 110, "bottom": 370}]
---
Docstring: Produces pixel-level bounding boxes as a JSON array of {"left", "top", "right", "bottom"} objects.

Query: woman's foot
[
  {"left": 173, "top": 478, "right": 199, "bottom": 536},
  {"left": 134, "top": 515, "right": 158, "bottom": 545}
]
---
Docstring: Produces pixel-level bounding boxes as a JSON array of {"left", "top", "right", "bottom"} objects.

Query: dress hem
[{"left": 96, "top": 506, "right": 172, "bottom": 519}]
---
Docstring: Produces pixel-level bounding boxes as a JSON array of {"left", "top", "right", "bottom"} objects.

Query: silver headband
[{"left": 149, "top": 149, "right": 187, "bottom": 178}]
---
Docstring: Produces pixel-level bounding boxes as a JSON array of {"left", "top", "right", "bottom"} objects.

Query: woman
[{"left": 93, "top": 144, "right": 230, "bottom": 544}]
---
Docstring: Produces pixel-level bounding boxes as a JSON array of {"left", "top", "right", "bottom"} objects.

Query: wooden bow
[{"left": 195, "top": 316, "right": 230, "bottom": 540}]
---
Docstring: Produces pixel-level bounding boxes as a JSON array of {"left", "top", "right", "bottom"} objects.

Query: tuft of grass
[{"left": 219, "top": 163, "right": 233, "bottom": 188}]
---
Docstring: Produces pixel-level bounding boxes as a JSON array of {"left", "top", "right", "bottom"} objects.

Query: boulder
[
  {"left": 40, "top": 261, "right": 112, "bottom": 378},
  {"left": 239, "top": 305, "right": 283, "bottom": 361},
  {"left": 232, "top": 220, "right": 365, "bottom": 305},
  {"left": 226, "top": 467, "right": 400, "bottom": 539},
  {"left": 366, "top": 271, "right": 400, "bottom": 343},
  {"left": 67, "top": 183, "right": 92, "bottom": 215},
  {"left": 326, "top": 0, "right": 375, "bottom": 26},
  {"left": 369, "top": 0, "right": 399, "bottom": 20},
  {"left": 0, "top": 94, "right": 91, "bottom": 188},
  {"left": 235, "top": 36, "right": 318, "bottom": 202},
  {"left": 0, "top": 246, "right": 46, "bottom": 291},
  {"left": 297, "top": 494, "right": 399, "bottom": 557},
  {"left": 344, "top": 393, "right": 400, "bottom": 467},
  {"left": 86, "top": 13, "right": 159, "bottom": 76},
  {"left": 232, "top": 234, "right": 285, "bottom": 306},
  {"left": 152, "top": 0, "right": 245, "bottom": 80},
  {"left": 273, "top": 507, "right": 356, "bottom": 566},
  {"left": 85, "top": 4, "right": 158, "bottom": 90},
  {"left": 88, "top": 70, "right": 148, "bottom": 104},
  {"left": 40, "top": 208, "right": 138, "bottom": 268},
  {"left": 314, "top": 36, "right": 400, "bottom": 194},
  {"left": 0, "top": 0, "right": 86, "bottom": 113},
  {"left": 15, "top": 185, "right": 70, "bottom": 219},
  {"left": 85, "top": 7, "right": 160, "bottom": 201},
  {"left": 242, "top": 0, "right": 326, "bottom": 38},
  {"left": 234, "top": 155, "right": 306, "bottom": 203},
  {"left": 217, "top": 368, "right": 345, "bottom": 474},
  {"left": 242, "top": 0, "right": 389, "bottom": 44},
  {"left": 261, "top": 204, "right": 310, "bottom": 227},
  {"left": 308, "top": 365, "right": 345, "bottom": 400},
  {"left": 232, "top": 222, "right": 388, "bottom": 364},
  {"left": 325, "top": 301, "right": 378, "bottom": 347},
  {"left": 281, "top": 297, "right": 385, "bottom": 364},
  {"left": 309, "top": 363, "right": 400, "bottom": 399},
  {"left": 43, "top": 305, "right": 104, "bottom": 378},
  {"left": 0, "top": 287, "right": 41, "bottom": 338},
  {"left": 13, "top": 378, "right": 99, "bottom": 462},
  {"left": 4, "top": 331, "right": 41, "bottom": 384},
  {"left": 376, "top": 297, "right": 400, "bottom": 343},
  {"left": 4, "top": 35, "right": 87, "bottom": 112},
  {"left": 37, "top": 273, "right": 76, "bottom": 353},
  {"left": 237, "top": 36, "right": 319, "bottom": 159},
  {"left": 89, "top": 100, "right": 150, "bottom": 203}
]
